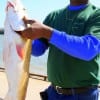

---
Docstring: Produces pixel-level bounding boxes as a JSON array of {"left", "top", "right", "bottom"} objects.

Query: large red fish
[{"left": 3, "top": 0, "right": 32, "bottom": 100}]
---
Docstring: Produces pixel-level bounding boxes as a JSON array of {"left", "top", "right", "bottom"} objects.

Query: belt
[{"left": 52, "top": 84, "right": 98, "bottom": 95}]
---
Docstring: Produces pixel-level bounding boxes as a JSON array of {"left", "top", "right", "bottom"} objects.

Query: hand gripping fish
[{"left": 3, "top": 0, "right": 32, "bottom": 100}]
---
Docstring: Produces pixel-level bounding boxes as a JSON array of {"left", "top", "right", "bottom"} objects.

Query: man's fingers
[
  {"left": 23, "top": 17, "right": 36, "bottom": 25},
  {"left": 21, "top": 27, "right": 33, "bottom": 38}
]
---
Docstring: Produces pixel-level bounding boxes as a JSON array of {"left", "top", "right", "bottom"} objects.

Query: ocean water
[{"left": 0, "top": 35, "right": 48, "bottom": 76}]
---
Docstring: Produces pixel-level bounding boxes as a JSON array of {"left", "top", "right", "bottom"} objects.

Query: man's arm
[
  {"left": 20, "top": 10, "right": 100, "bottom": 61},
  {"left": 31, "top": 40, "right": 48, "bottom": 56},
  {"left": 20, "top": 23, "right": 100, "bottom": 60},
  {"left": 49, "top": 30, "right": 100, "bottom": 61}
]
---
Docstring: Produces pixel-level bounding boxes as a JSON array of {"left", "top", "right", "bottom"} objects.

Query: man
[{"left": 20, "top": 0, "right": 100, "bottom": 100}]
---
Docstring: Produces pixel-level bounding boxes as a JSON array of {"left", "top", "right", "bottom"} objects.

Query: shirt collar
[{"left": 68, "top": 4, "right": 88, "bottom": 11}]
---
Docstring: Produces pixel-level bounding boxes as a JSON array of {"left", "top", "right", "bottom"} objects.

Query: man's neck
[{"left": 70, "top": 0, "right": 88, "bottom": 6}]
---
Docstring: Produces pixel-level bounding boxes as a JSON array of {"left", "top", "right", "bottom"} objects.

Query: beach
[
  {"left": 0, "top": 71, "right": 50, "bottom": 100},
  {"left": 0, "top": 34, "right": 49, "bottom": 99}
]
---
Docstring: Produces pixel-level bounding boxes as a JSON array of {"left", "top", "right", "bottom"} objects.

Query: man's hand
[{"left": 21, "top": 19, "right": 53, "bottom": 40}]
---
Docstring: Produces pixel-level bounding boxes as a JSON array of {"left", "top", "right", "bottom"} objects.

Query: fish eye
[{"left": 23, "top": 8, "right": 26, "bottom": 11}]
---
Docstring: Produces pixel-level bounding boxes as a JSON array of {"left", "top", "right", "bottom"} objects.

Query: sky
[{"left": 0, "top": 0, "right": 100, "bottom": 28}]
